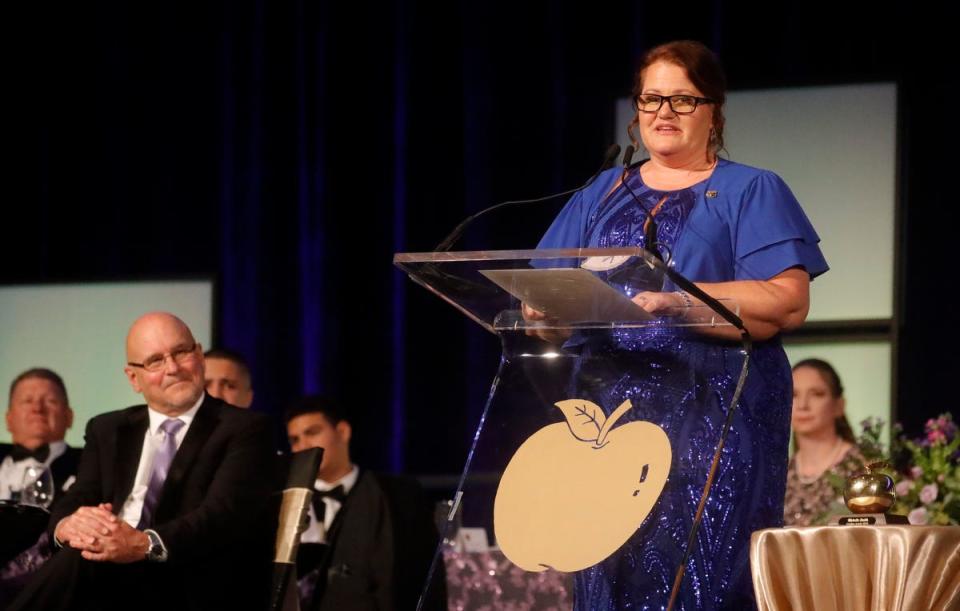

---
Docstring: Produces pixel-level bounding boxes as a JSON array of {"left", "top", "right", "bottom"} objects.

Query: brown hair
[
  {"left": 629, "top": 40, "right": 727, "bottom": 160},
  {"left": 9, "top": 368, "right": 69, "bottom": 406},
  {"left": 792, "top": 359, "right": 856, "bottom": 443}
]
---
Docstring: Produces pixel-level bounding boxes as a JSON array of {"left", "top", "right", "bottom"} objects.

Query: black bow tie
[
  {"left": 311, "top": 485, "right": 347, "bottom": 523},
  {"left": 315, "top": 485, "right": 346, "bottom": 502},
  {"left": 9, "top": 444, "right": 50, "bottom": 463}
]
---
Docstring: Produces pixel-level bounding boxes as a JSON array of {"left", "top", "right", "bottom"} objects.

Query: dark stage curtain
[{"left": 5, "top": 1, "right": 957, "bottom": 473}]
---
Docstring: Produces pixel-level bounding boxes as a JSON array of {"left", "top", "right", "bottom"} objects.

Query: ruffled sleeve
[
  {"left": 537, "top": 188, "right": 588, "bottom": 249},
  {"left": 536, "top": 168, "right": 620, "bottom": 249},
  {"left": 733, "top": 171, "right": 829, "bottom": 281}
]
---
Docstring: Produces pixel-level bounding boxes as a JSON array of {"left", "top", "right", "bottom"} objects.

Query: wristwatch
[{"left": 144, "top": 529, "right": 168, "bottom": 562}]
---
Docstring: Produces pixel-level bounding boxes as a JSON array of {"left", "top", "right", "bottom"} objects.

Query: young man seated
[{"left": 285, "top": 395, "right": 444, "bottom": 611}]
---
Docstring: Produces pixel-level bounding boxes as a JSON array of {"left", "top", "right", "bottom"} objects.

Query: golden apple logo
[{"left": 494, "top": 398, "right": 671, "bottom": 572}]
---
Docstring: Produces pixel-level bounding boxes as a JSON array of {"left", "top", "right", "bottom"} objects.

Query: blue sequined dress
[{"left": 537, "top": 159, "right": 828, "bottom": 610}]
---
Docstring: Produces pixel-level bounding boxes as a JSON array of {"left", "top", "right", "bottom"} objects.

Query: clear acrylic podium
[{"left": 394, "top": 247, "right": 743, "bottom": 610}]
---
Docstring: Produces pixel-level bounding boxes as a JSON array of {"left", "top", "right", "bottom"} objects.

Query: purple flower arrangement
[{"left": 857, "top": 414, "right": 960, "bottom": 525}]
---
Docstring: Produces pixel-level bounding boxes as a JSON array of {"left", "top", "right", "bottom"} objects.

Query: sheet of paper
[{"left": 480, "top": 268, "right": 652, "bottom": 323}]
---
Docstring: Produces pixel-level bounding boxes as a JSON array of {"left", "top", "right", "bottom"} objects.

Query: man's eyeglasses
[
  {"left": 634, "top": 94, "right": 716, "bottom": 115},
  {"left": 128, "top": 342, "right": 199, "bottom": 372}
]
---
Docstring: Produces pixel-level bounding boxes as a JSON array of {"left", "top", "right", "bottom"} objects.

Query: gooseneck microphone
[
  {"left": 434, "top": 144, "right": 622, "bottom": 252},
  {"left": 620, "top": 144, "right": 635, "bottom": 170},
  {"left": 616, "top": 145, "right": 663, "bottom": 262},
  {"left": 615, "top": 152, "right": 743, "bottom": 331}
]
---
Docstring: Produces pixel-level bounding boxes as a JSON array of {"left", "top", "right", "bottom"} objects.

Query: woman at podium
[{"left": 533, "top": 40, "right": 829, "bottom": 609}]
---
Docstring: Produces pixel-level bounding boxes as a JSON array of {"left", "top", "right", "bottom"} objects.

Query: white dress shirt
[
  {"left": 300, "top": 464, "right": 359, "bottom": 544},
  {"left": 0, "top": 440, "right": 68, "bottom": 501},
  {"left": 118, "top": 394, "right": 204, "bottom": 527}
]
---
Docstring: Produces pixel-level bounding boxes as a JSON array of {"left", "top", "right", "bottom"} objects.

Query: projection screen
[{"left": 0, "top": 280, "right": 213, "bottom": 447}]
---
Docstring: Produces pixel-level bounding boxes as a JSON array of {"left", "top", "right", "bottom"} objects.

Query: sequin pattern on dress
[{"left": 565, "top": 168, "right": 791, "bottom": 610}]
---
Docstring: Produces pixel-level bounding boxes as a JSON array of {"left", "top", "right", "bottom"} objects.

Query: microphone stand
[
  {"left": 418, "top": 145, "right": 623, "bottom": 310},
  {"left": 636, "top": 253, "right": 754, "bottom": 611},
  {"left": 434, "top": 144, "right": 621, "bottom": 252}
]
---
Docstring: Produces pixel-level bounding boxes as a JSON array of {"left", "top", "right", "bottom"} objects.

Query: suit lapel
[
  {"left": 49, "top": 447, "right": 80, "bottom": 495},
  {"left": 114, "top": 407, "right": 149, "bottom": 507},
  {"left": 324, "top": 469, "right": 366, "bottom": 547},
  {"left": 154, "top": 395, "right": 220, "bottom": 520},
  {"left": 311, "top": 469, "right": 367, "bottom": 610}
]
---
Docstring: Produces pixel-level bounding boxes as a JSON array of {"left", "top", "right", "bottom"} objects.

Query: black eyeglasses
[
  {"left": 128, "top": 342, "right": 199, "bottom": 372},
  {"left": 634, "top": 94, "right": 716, "bottom": 114}
]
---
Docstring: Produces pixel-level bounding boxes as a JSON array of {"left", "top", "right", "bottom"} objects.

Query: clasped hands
[
  {"left": 54, "top": 503, "right": 150, "bottom": 563},
  {"left": 522, "top": 291, "right": 687, "bottom": 344}
]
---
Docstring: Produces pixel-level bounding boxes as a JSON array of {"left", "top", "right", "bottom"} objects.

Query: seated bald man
[{"left": 9, "top": 312, "right": 277, "bottom": 611}]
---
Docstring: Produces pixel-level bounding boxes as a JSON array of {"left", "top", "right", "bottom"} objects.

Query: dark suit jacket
[
  {"left": 50, "top": 394, "right": 278, "bottom": 610},
  {"left": 0, "top": 442, "right": 82, "bottom": 510},
  {"left": 308, "top": 470, "right": 444, "bottom": 611}
]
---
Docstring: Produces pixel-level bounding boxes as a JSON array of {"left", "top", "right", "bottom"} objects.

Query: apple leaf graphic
[
  {"left": 554, "top": 399, "right": 606, "bottom": 443},
  {"left": 554, "top": 398, "right": 635, "bottom": 448}
]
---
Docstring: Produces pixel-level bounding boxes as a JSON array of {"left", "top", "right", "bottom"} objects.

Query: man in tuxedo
[
  {"left": 1, "top": 368, "right": 81, "bottom": 506},
  {"left": 203, "top": 347, "right": 255, "bottom": 408},
  {"left": 0, "top": 368, "right": 82, "bottom": 586},
  {"left": 286, "top": 395, "right": 444, "bottom": 611},
  {"left": 9, "top": 312, "right": 277, "bottom": 611}
]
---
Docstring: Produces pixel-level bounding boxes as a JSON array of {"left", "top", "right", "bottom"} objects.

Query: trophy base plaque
[{"left": 829, "top": 512, "right": 909, "bottom": 526}]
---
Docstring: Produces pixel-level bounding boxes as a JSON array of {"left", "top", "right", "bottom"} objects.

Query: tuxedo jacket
[
  {"left": 49, "top": 394, "right": 278, "bottom": 609},
  {"left": 0, "top": 443, "right": 82, "bottom": 566},
  {"left": 308, "top": 470, "right": 444, "bottom": 611},
  {"left": 0, "top": 442, "right": 82, "bottom": 509}
]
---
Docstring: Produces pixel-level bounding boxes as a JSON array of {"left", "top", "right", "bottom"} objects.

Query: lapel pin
[{"left": 706, "top": 190, "right": 718, "bottom": 198}]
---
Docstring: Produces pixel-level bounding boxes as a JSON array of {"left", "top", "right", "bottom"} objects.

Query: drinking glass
[{"left": 20, "top": 465, "right": 54, "bottom": 509}]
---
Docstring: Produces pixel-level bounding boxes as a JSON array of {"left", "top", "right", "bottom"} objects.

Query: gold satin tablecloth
[{"left": 751, "top": 525, "right": 960, "bottom": 611}]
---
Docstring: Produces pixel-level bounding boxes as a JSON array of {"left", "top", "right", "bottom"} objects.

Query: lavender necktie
[{"left": 137, "top": 418, "right": 185, "bottom": 529}]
